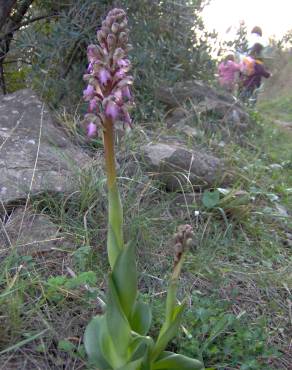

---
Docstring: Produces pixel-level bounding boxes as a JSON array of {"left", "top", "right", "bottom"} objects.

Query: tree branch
[
  {"left": 3, "top": 58, "right": 32, "bottom": 65},
  {"left": 2, "top": 13, "right": 58, "bottom": 38}
]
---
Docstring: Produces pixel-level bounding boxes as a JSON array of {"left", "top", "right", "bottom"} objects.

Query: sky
[{"left": 202, "top": 0, "right": 292, "bottom": 43}]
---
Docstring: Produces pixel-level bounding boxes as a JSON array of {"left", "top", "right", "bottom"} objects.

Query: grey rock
[
  {"left": 157, "top": 80, "right": 249, "bottom": 125},
  {"left": 0, "top": 89, "right": 90, "bottom": 207},
  {"left": 275, "top": 120, "right": 292, "bottom": 130},
  {"left": 141, "top": 142, "right": 229, "bottom": 191}
]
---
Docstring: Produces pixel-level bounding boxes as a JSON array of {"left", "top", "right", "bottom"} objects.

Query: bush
[{"left": 7, "top": 0, "right": 215, "bottom": 119}]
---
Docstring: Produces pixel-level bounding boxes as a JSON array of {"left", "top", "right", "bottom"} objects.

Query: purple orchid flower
[
  {"left": 99, "top": 68, "right": 111, "bottom": 86},
  {"left": 121, "top": 86, "right": 131, "bottom": 100},
  {"left": 83, "top": 85, "right": 95, "bottom": 101},
  {"left": 89, "top": 98, "right": 98, "bottom": 112},
  {"left": 87, "top": 122, "right": 97, "bottom": 137},
  {"left": 105, "top": 100, "right": 120, "bottom": 120}
]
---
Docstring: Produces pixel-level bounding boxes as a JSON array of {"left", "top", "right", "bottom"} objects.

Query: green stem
[{"left": 103, "top": 118, "right": 124, "bottom": 269}]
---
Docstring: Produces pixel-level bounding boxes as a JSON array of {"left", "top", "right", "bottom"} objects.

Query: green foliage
[
  {"left": 121, "top": 0, "right": 216, "bottom": 118},
  {"left": 180, "top": 295, "right": 278, "bottom": 369},
  {"left": 202, "top": 190, "right": 220, "bottom": 209},
  {"left": 151, "top": 294, "right": 278, "bottom": 370},
  {"left": 46, "top": 271, "right": 97, "bottom": 302},
  {"left": 84, "top": 240, "right": 203, "bottom": 369},
  {"left": 222, "top": 21, "right": 249, "bottom": 54}
]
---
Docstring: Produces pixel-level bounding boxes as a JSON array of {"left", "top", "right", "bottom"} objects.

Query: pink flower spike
[
  {"left": 99, "top": 68, "right": 111, "bottom": 85},
  {"left": 87, "top": 122, "right": 97, "bottom": 137},
  {"left": 83, "top": 85, "right": 95, "bottom": 101},
  {"left": 105, "top": 100, "right": 120, "bottom": 120}
]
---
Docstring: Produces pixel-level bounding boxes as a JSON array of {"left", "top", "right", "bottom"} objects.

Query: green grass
[{"left": 0, "top": 102, "right": 291, "bottom": 368}]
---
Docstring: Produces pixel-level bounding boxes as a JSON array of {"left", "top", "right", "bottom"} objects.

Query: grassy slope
[{"left": 0, "top": 96, "right": 291, "bottom": 368}]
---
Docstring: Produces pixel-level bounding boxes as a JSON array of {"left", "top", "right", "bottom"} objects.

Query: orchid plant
[{"left": 82, "top": 8, "right": 203, "bottom": 370}]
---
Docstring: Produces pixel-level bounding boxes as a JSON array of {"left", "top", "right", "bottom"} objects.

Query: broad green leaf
[
  {"left": 106, "top": 276, "right": 131, "bottom": 362},
  {"left": 130, "top": 301, "right": 152, "bottom": 335},
  {"left": 151, "top": 305, "right": 185, "bottom": 361},
  {"left": 117, "top": 358, "right": 144, "bottom": 370},
  {"left": 58, "top": 340, "right": 75, "bottom": 352},
  {"left": 108, "top": 224, "right": 122, "bottom": 271},
  {"left": 112, "top": 242, "right": 138, "bottom": 318},
  {"left": 153, "top": 351, "right": 203, "bottom": 369},
  {"left": 84, "top": 316, "right": 110, "bottom": 369},
  {"left": 202, "top": 190, "right": 220, "bottom": 209},
  {"left": 129, "top": 335, "right": 154, "bottom": 362}
]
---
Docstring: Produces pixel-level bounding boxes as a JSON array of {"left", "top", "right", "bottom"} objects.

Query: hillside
[
  {"left": 1, "top": 78, "right": 291, "bottom": 369},
  {"left": 0, "top": 3, "right": 291, "bottom": 369}
]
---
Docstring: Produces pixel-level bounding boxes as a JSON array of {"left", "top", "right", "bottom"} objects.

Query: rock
[
  {"left": 141, "top": 142, "right": 229, "bottom": 191},
  {"left": 156, "top": 80, "right": 232, "bottom": 106},
  {"left": 197, "top": 98, "right": 248, "bottom": 124},
  {"left": 284, "top": 232, "right": 292, "bottom": 248},
  {"left": 0, "top": 207, "right": 68, "bottom": 256},
  {"left": 157, "top": 80, "right": 249, "bottom": 125},
  {"left": 275, "top": 120, "right": 292, "bottom": 130},
  {"left": 178, "top": 125, "right": 201, "bottom": 138},
  {"left": 0, "top": 89, "right": 90, "bottom": 208},
  {"left": 165, "top": 108, "right": 202, "bottom": 137},
  {"left": 274, "top": 203, "right": 289, "bottom": 217},
  {"left": 165, "top": 107, "right": 189, "bottom": 127}
]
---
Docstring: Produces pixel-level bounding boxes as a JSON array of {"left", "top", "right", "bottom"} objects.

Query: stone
[
  {"left": 0, "top": 89, "right": 91, "bottom": 208},
  {"left": 0, "top": 207, "right": 68, "bottom": 256},
  {"left": 141, "top": 142, "right": 229, "bottom": 191},
  {"left": 156, "top": 80, "right": 249, "bottom": 124},
  {"left": 275, "top": 120, "right": 292, "bottom": 130}
]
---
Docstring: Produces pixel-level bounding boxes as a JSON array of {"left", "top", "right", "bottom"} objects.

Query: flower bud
[
  {"left": 125, "top": 43, "right": 133, "bottom": 52},
  {"left": 118, "top": 32, "right": 128, "bottom": 45},
  {"left": 119, "top": 20, "right": 128, "bottom": 29},
  {"left": 107, "top": 34, "right": 116, "bottom": 50},
  {"left": 111, "top": 22, "right": 119, "bottom": 33},
  {"left": 97, "top": 30, "right": 106, "bottom": 45},
  {"left": 113, "top": 48, "right": 125, "bottom": 65},
  {"left": 116, "top": 76, "right": 133, "bottom": 89}
]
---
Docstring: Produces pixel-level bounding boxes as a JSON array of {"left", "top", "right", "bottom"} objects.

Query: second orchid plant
[{"left": 83, "top": 8, "right": 203, "bottom": 370}]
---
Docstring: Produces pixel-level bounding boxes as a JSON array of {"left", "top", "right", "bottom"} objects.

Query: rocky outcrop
[
  {"left": 0, "top": 89, "right": 91, "bottom": 208},
  {"left": 157, "top": 80, "right": 249, "bottom": 125},
  {"left": 141, "top": 142, "right": 230, "bottom": 191}
]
